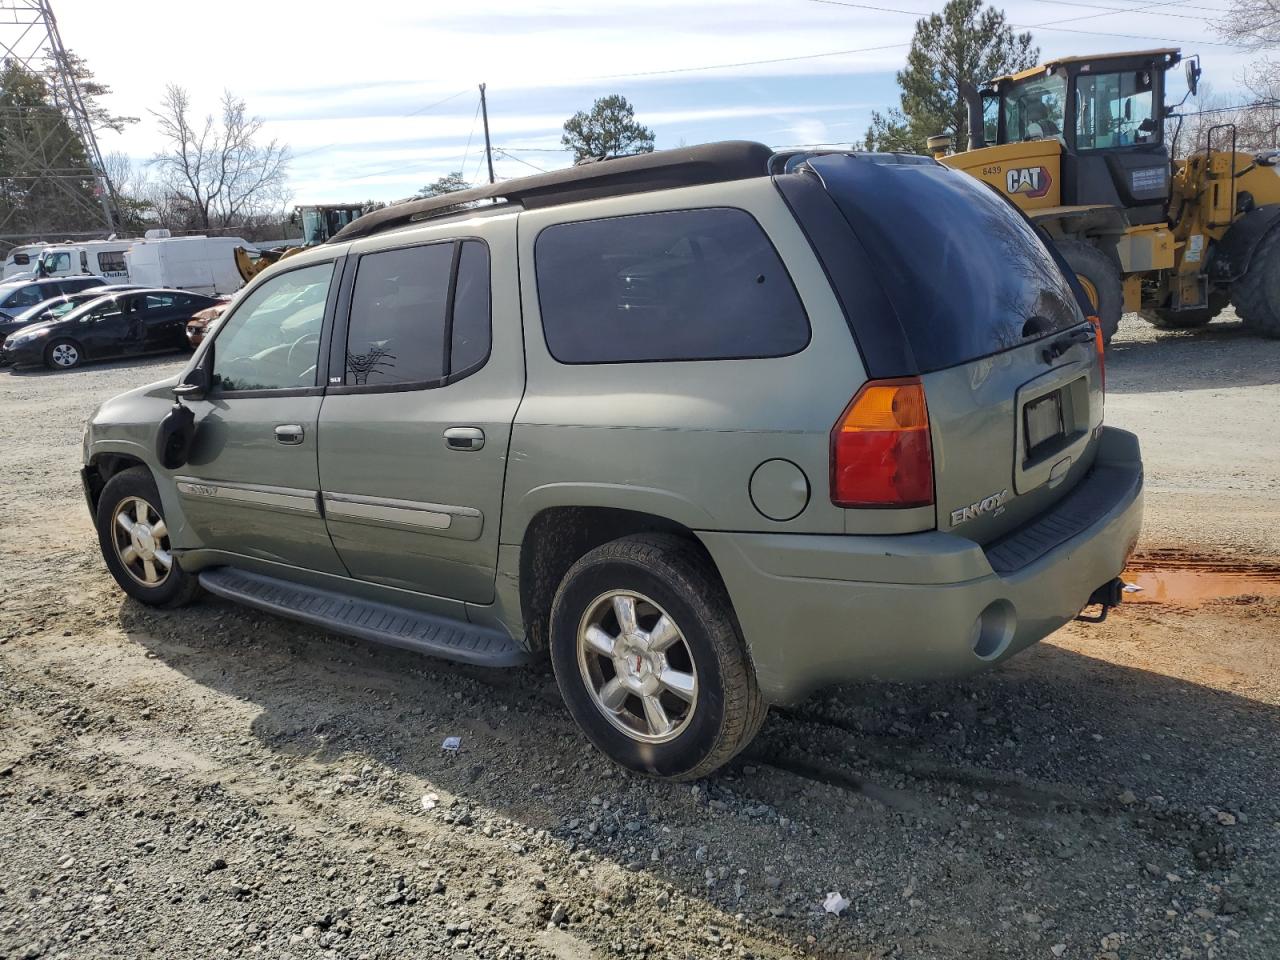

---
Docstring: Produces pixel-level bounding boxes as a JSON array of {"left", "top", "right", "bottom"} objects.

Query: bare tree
[
  {"left": 1216, "top": 0, "right": 1280, "bottom": 48},
  {"left": 149, "top": 85, "right": 290, "bottom": 231}
]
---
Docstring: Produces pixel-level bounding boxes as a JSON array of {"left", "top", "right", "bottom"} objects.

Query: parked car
[
  {"left": 2, "top": 288, "right": 218, "bottom": 369},
  {"left": 0, "top": 275, "right": 107, "bottom": 322},
  {"left": 0, "top": 285, "right": 146, "bottom": 344},
  {"left": 80, "top": 142, "right": 1143, "bottom": 780},
  {"left": 185, "top": 297, "right": 232, "bottom": 348}
]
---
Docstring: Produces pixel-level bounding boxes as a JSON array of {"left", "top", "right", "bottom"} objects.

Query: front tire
[
  {"left": 96, "top": 466, "right": 200, "bottom": 608},
  {"left": 549, "top": 534, "right": 766, "bottom": 780},
  {"left": 1231, "top": 227, "right": 1280, "bottom": 338},
  {"left": 44, "top": 338, "right": 83, "bottom": 369},
  {"left": 1057, "top": 239, "right": 1123, "bottom": 344}
]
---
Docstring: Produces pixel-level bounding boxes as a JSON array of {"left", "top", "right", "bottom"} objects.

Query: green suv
[{"left": 82, "top": 142, "right": 1143, "bottom": 780}]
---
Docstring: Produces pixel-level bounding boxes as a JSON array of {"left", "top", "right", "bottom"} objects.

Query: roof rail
[{"left": 331, "top": 140, "right": 774, "bottom": 243}]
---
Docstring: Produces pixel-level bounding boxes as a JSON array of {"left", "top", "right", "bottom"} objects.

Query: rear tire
[
  {"left": 96, "top": 466, "right": 201, "bottom": 608},
  {"left": 1057, "top": 239, "right": 1123, "bottom": 344},
  {"left": 44, "top": 338, "right": 83, "bottom": 370},
  {"left": 549, "top": 534, "right": 766, "bottom": 781},
  {"left": 1230, "top": 227, "right": 1280, "bottom": 338}
]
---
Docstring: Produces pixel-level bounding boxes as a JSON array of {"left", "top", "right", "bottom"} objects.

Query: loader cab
[{"left": 980, "top": 49, "right": 1180, "bottom": 224}]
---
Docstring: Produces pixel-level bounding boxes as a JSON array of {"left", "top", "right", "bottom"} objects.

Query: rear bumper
[{"left": 699, "top": 426, "right": 1143, "bottom": 704}]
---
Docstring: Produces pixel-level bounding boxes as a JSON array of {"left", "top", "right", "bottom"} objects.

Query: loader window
[
  {"left": 1002, "top": 73, "right": 1066, "bottom": 144},
  {"left": 1076, "top": 71, "right": 1156, "bottom": 150}
]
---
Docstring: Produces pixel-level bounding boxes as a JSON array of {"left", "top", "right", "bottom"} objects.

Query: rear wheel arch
[{"left": 517, "top": 506, "right": 725, "bottom": 653}]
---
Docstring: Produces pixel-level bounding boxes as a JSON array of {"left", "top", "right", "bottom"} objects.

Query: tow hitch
[{"left": 1074, "top": 577, "right": 1125, "bottom": 623}]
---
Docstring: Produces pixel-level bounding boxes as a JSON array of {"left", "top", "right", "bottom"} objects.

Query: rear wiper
[{"left": 1041, "top": 327, "right": 1094, "bottom": 364}]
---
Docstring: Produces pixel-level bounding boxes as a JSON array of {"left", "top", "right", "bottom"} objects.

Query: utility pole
[
  {"left": 479, "top": 83, "right": 495, "bottom": 185},
  {"left": 0, "top": 0, "right": 119, "bottom": 241}
]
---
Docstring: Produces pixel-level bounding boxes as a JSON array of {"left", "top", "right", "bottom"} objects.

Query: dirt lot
[{"left": 2, "top": 311, "right": 1279, "bottom": 960}]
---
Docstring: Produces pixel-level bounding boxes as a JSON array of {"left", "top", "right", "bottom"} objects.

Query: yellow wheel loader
[
  {"left": 234, "top": 204, "right": 368, "bottom": 284},
  {"left": 936, "top": 48, "right": 1280, "bottom": 342}
]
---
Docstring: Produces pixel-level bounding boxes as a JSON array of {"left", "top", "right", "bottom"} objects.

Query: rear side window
[
  {"left": 97, "top": 251, "right": 127, "bottom": 273},
  {"left": 345, "top": 239, "right": 490, "bottom": 387},
  {"left": 535, "top": 208, "right": 809, "bottom": 363},
  {"left": 800, "top": 156, "right": 1082, "bottom": 372}
]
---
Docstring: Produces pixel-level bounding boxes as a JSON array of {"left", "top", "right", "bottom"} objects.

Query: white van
[
  {"left": 124, "top": 236, "right": 252, "bottom": 297},
  {"left": 33, "top": 240, "right": 135, "bottom": 282},
  {"left": 2, "top": 243, "right": 51, "bottom": 280}
]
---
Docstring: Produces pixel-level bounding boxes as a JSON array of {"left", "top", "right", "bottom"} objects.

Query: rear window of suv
[
  {"left": 799, "top": 155, "right": 1082, "bottom": 372},
  {"left": 535, "top": 207, "right": 809, "bottom": 363}
]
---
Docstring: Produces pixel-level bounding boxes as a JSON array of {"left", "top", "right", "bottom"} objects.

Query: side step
[{"left": 198, "top": 567, "right": 533, "bottom": 667}]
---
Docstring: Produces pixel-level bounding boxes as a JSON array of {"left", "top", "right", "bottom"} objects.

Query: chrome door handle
[
  {"left": 275, "top": 424, "right": 304, "bottom": 445},
  {"left": 443, "top": 426, "right": 485, "bottom": 451}
]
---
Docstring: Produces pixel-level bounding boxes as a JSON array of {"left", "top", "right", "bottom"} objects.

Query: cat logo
[{"left": 1005, "top": 166, "right": 1053, "bottom": 199}]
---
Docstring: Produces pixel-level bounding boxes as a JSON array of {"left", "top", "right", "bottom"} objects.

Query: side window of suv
[
  {"left": 210, "top": 262, "right": 335, "bottom": 393},
  {"left": 344, "top": 239, "right": 490, "bottom": 387},
  {"left": 534, "top": 207, "right": 809, "bottom": 363}
]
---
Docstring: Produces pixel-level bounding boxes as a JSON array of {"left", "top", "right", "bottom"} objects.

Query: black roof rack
[{"left": 331, "top": 140, "right": 774, "bottom": 242}]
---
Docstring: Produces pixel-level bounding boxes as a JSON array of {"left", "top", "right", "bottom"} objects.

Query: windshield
[
  {"left": 1076, "top": 70, "right": 1158, "bottom": 149},
  {"left": 38, "top": 250, "right": 72, "bottom": 275},
  {"left": 301, "top": 207, "right": 361, "bottom": 244},
  {"left": 1002, "top": 72, "right": 1067, "bottom": 144}
]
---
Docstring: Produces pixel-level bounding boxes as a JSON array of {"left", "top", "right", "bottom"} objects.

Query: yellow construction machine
[
  {"left": 935, "top": 48, "right": 1280, "bottom": 341},
  {"left": 234, "top": 203, "right": 367, "bottom": 284}
]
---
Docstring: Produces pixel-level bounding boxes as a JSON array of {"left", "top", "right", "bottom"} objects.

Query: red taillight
[
  {"left": 1087, "top": 314, "right": 1106, "bottom": 394},
  {"left": 830, "top": 377, "right": 934, "bottom": 508}
]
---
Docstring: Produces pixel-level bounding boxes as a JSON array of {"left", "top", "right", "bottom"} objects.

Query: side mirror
[
  {"left": 173, "top": 352, "right": 212, "bottom": 402},
  {"left": 1185, "top": 59, "right": 1201, "bottom": 97}
]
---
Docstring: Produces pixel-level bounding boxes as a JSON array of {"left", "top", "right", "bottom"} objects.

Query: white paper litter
[
  {"left": 1122, "top": 582, "right": 1143, "bottom": 593},
  {"left": 822, "top": 891, "right": 850, "bottom": 915},
  {"left": 441, "top": 736, "right": 462, "bottom": 753},
  {"left": 420, "top": 792, "right": 439, "bottom": 811}
]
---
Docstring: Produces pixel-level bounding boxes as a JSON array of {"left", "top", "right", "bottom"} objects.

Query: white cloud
[{"left": 50, "top": 0, "right": 1258, "bottom": 204}]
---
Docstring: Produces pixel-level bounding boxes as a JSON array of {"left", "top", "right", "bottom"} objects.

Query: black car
[
  {"left": 1, "top": 288, "right": 218, "bottom": 369},
  {"left": 0, "top": 275, "right": 107, "bottom": 322},
  {"left": 0, "top": 284, "right": 146, "bottom": 342}
]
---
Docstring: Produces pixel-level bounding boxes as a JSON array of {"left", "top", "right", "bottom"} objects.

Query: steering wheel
[{"left": 286, "top": 332, "right": 321, "bottom": 378}]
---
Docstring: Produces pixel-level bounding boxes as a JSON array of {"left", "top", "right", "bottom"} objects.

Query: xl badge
[
  {"left": 1005, "top": 166, "right": 1052, "bottom": 199},
  {"left": 950, "top": 489, "right": 1011, "bottom": 527}
]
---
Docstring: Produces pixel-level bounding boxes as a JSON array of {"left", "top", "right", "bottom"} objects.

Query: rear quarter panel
[{"left": 503, "top": 179, "right": 876, "bottom": 542}]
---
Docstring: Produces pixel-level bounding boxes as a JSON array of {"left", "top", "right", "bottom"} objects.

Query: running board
[{"left": 198, "top": 567, "right": 533, "bottom": 667}]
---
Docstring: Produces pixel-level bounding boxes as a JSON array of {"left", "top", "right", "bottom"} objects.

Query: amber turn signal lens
[{"left": 830, "top": 378, "right": 934, "bottom": 508}]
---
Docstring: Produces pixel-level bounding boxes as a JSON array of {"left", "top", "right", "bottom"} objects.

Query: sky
[{"left": 46, "top": 0, "right": 1262, "bottom": 205}]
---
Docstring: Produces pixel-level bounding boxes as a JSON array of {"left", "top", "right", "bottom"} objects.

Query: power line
[
  {"left": 601, "top": 40, "right": 911, "bottom": 79},
  {"left": 494, "top": 148, "right": 550, "bottom": 173},
  {"left": 290, "top": 88, "right": 471, "bottom": 163},
  {"left": 1023, "top": 0, "right": 1226, "bottom": 21},
  {"left": 458, "top": 96, "right": 482, "bottom": 180},
  {"left": 804, "top": 0, "right": 1243, "bottom": 46}
]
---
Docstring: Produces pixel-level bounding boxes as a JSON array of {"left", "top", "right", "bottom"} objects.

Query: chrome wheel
[
  {"left": 49, "top": 342, "right": 79, "bottom": 367},
  {"left": 110, "top": 496, "right": 173, "bottom": 587},
  {"left": 576, "top": 590, "right": 698, "bottom": 744}
]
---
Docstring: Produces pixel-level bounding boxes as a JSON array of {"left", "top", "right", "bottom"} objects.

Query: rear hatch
[{"left": 797, "top": 155, "right": 1103, "bottom": 544}]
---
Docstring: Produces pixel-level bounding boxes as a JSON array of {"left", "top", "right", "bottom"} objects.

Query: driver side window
[{"left": 211, "top": 261, "right": 335, "bottom": 393}]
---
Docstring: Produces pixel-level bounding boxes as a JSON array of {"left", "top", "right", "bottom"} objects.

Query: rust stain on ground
[{"left": 1123, "top": 551, "right": 1280, "bottom": 605}]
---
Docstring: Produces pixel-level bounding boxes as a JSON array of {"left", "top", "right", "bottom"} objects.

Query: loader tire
[
  {"left": 1057, "top": 239, "right": 1123, "bottom": 344},
  {"left": 1231, "top": 226, "right": 1280, "bottom": 338}
]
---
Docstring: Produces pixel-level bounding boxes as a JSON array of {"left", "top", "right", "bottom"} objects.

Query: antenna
[{"left": 0, "top": 0, "right": 118, "bottom": 244}]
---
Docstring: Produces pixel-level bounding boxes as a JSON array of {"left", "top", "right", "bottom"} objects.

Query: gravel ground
[{"left": 1, "top": 313, "right": 1278, "bottom": 960}]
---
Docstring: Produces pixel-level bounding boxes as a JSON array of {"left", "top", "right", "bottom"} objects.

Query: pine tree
[{"left": 865, "top": 0, "right": 1038, "bottom": 154}]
